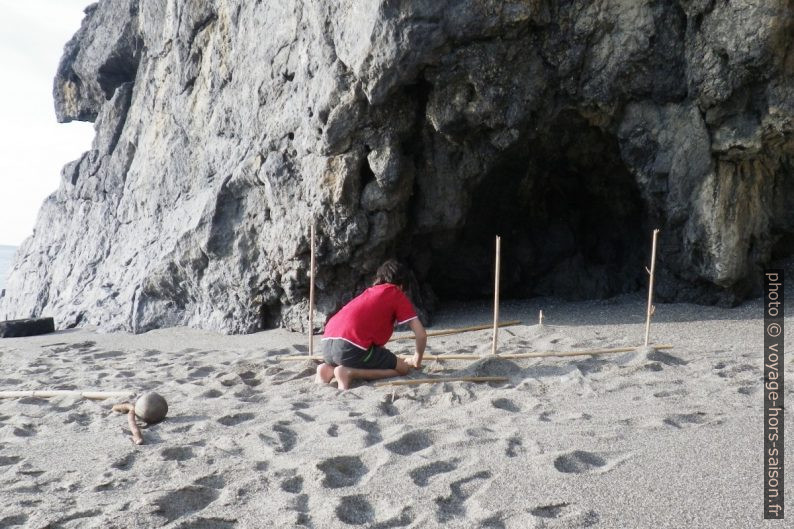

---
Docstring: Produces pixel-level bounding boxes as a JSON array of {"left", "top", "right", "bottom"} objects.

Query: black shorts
[{"left": 322, "top": 339, "right": 398, "bottom": 370}]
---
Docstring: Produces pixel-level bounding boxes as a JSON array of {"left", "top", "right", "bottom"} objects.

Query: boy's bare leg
[
  {"left": 315, "top": 363, "right": 335, "bottom": 384},
  {"left": 334, "top": 366, "right": 401, "bottom": 390}
]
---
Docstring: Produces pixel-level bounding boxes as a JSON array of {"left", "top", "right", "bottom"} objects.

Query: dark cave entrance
[{"left": 423, "top": 111, "right": 649, "bottom": 303}]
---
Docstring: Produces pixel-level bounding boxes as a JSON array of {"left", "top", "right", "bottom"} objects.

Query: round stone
[{"left": 134, "top": 392, "right": 168, "bottom": 423}]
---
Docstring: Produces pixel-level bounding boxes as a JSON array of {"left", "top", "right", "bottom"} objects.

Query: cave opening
[{"left": 422, "top": 111, "right": 650, "bottom": 303}]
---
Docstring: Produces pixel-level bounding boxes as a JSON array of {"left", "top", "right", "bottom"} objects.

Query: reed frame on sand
[{"left": 279, "top": 344, "right": 673, "bottom": 362}]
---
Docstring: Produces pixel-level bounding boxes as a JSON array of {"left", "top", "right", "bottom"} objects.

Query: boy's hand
[
  {"left": 410, "top": 353, "right": 422, "bottom": 369},
  {"left": 395, "top": 358, "right": 412, "bottom": 376}
]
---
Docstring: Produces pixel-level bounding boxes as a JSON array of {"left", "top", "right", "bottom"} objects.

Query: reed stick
[
  {"left": 375, "top": 376, "right": 508, "bottom": 387},
  {"left": 113, "top": 403, "right": 144, "bottom": 445},
  {"left": 279, "top": 344, "right": 673, "bottom": 362},
  {"left": 389, "top": 320, "right": 521, "bottom": 342},
  {"left": 644, "top": 229, "right": 660, "bottom": 347},
  {"left": 309, "top": 222, "right": 316, "bottom": 355},
  {"left": 491, "top": 235, "right": 501, "bottom": 355},
  {"left": 0, "top": 390, "right": 134, "bottom": 400}
]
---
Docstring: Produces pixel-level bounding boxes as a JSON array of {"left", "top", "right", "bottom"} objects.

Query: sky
[{"left": 0, "top": 1, "right": 95, "bottom": 246}]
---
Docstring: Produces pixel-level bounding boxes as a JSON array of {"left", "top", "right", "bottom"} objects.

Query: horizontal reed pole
[
  {"left": 0, "top": 390, "right": 134, "bottom": 400},
  {"left": 279, "top": 344, "right": 673, "bottom": 362},
  {"left": 389, "top": 320, "right": 521, "bottom": 342},
  {"left": 375, "top": 376, "right": 508, "bottom": 387}
]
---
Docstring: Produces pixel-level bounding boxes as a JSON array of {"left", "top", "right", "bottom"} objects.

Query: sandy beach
[{"left": 0, "top": 293, "right": 791, "bottom": 528}]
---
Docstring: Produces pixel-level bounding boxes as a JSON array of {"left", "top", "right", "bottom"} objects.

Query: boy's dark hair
[{"left": 373, "top": 259, "right": 411, "bottom": 290}]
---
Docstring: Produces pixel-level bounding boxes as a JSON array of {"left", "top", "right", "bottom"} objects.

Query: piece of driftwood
[
  {"left": 112, "top": 403, "right": 144, "bottom": 445},
  {"left": 389, "top": 320, "right": 522, "bottom": 342},
  {"left": 644, "top": 228, "right": 660, "bottom": 346},
  {"left": 375, "top": 376, "right": 509, "bottom": 387},
  {"left": 279, "top": 344, "right": 673, "bottom": 362},
  {"left": 0, "top": 317, "right": 55, "bottom": 338},
  {"left": 0, "top": 390, "right": 134, "bottom": 400},
  {"left": 308, "top": 222, "right": 316, "bottom": 355},
  {"left": 492, "top": 235, "right": 501, "bottom": 355}
]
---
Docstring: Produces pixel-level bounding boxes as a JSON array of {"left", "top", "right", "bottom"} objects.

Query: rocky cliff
[{"left": 2, "top": 0, "right": 793, "bottom": 333}]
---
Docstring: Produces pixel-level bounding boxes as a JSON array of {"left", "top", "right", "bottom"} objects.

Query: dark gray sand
[{"left": 0, "top": 294, "right": 790, "bottom": 528}]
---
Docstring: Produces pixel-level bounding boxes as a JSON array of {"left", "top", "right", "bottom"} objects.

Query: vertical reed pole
[
  {"left": 644, "top": 229, "right": 660, "bottom": 347},
  {"left": 309, "top": 222, "right": 316, "bottom": 355},
  {"left": 491, "top": 235, "right": 501, "bottom": 355}
]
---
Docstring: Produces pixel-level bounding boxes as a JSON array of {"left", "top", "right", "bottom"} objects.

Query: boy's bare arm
[{"left": 408, "top": 318, "right": 427, "bottom": 368}]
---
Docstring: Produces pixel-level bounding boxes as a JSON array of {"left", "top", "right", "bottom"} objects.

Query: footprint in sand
[
  {"left": 384, "top": 430, "right": 433, "bottom": 456},
  {"left": 479, "top": 513, "right": 507, "bottom": 528},
  {"left": 294, "top": 411, "right": 314, "bottom": 422},
  {"left": 259, "top": 421, "right": 297, "bottom": 453},
  {"left": 0, "top": 514, "right": 28, "bottom": 527},
  {"left": 238, "top": 370, "right": 262, "bottom": 387},
  {"left": 0, "top": 455, "right": 22, "bottom": 467},
  {"left": 217, "top": 413, "right": 255, "bottom": 426},
  {"left": 12, "top": 424, "right": 36, "bottom": 438},
  {"left": 269, "top": 365, "right": 316, "bottom": 385},
  {"left": 574, "top": 358, "right": 609, "bottom": 375},
  {"left": 530, "top": 502, "right": 570, "bottom": 518},
  {"left": 648, "top": 350, "right": 687, "bottom": 366},
  {"left": 317, "top": 456, "right": 367, "bottom": 488},
  {"left": 528, "top": 503, "right": 600, "bottom": 527},
  {"left": 377, "top": 397, "right": 400, "bottom": 417},
  {"left": 491, "top": 398, "right": 520, "bottom": 413},
  {"left": 16, "top": 397, "right": 48, "bottom": 406},
  {"left": 466, "top": 426, "right": 495, "bottom": 439},
  {"left": 188, "top": 366, "right": 216, "bottom": 379},
  {"left": 408, "top": 459, "right": 459, "bottom": 486},
  {"left": 52, "top": 509, "right": 102, "bottom": 526},
  {"left": 51, "top": 341, "right": 97, "bottom": 354},
  {"left": 154, "top": 486, "right": 219, "bottom": 522},
  {"left": 653, "top": 388, "right": 688, "bottom": 398},
  {"left": 663, "top": 412, "right": 707, "bottom": 428},
  {"left": 194, "top": 474, "right": 226, "bottom": 489},
  {"left": 371, "top": 507, "right": 414, "bottom": 528},
  {"left": 161, "top": 447, "right": 195, "bottom": 462},
  {"left": 335, "top": 495, "right": 375, "bottom": 525},
  {"left": 92, "top": 350, "right": 124, "bottom": 360},
  {"left": 111, "top": 452, "right": 136, "bottom": 471},
  {"left": 434, "top": 471, "right": 492, "bottom": 522},
  {"left": 280, "top": 474, "right": 304, "bottom": 494},
  {"left": 291, "top": 494, "right": 311, "bottom": 525},
  {"left": 554, "top": 451, "right": 618, "bottom": 474},
  {"left": 506, "top": 436, "right": 524, "bottom": 458},
  {"left": 354, "top": 419, "right": 382, "bottom": 446}
]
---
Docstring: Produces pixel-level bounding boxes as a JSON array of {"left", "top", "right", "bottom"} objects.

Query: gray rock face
[{"left": 2, "top": 0, "right": 793, "bottom": 333}]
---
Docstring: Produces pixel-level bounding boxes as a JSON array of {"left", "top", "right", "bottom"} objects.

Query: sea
[{"left": 0, "top": 245, "right": 16, "bottom": 291}]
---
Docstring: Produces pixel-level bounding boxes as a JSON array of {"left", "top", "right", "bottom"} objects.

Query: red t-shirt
[{"left": 323, "top": 283, "right": 417, "bottom": 349}]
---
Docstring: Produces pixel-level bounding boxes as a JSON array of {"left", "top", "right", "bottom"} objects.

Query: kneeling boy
[{"left": 316, "top": 260, "right": 427, "bottom": 390}]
